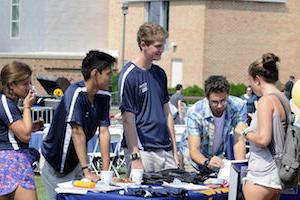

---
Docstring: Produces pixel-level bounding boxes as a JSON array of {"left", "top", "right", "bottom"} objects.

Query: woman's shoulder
[{"left": 257, "top": 95, "right": 274, "bottom": 109}]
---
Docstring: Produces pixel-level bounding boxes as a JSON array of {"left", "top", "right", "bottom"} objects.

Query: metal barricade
[{"left": 31, "top": 106, "right": 54, "bottom": 124}]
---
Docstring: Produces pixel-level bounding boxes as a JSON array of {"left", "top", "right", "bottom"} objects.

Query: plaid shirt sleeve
[{"left": 230, "top": 96, "right": 248, "bottom": 126}]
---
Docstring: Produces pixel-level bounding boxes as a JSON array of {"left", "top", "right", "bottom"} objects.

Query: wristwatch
[
  {"left": 241, "top": 127, "right": 252, "bottom": 138},
  {"left": 203, "top": 158, "right": 210, "bottom": 167},
  {"left": 130, "top": 152, "right": 141, "bottom": 160}
]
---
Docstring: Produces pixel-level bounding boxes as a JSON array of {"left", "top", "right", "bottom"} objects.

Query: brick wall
[
  {"left": 204, "top": 0, "right": 300, "bottom": 84},
  {"left": 1, "top": 0, "right": 299, "bottom": 93},
  {"left": 0, "top": 57, "right": 82, "bottom": 95},
  {"left": 109, "top": 0, "right": 300, "bottom": 88}
]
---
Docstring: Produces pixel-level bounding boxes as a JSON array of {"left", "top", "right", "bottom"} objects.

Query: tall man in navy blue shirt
[
  {"left": 118, "top": 23, "right": 179, "bottom": 175},
  {"left": 41, "top": 50, "right": 116, "bottom": 200}
]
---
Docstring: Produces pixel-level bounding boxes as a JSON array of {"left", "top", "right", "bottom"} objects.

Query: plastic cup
[
  {"left": 101, "top": 170, "right": 113, "bottom": 185},
  {"left": 130, "top": 169, "right": 144, "bottom": 184}
]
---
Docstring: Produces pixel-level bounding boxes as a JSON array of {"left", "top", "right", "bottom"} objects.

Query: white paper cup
[
  {"left": 101, "top": 170, "right": 113, "bottom": 185},
  {"left": 130, "top": 169, "right": 144, "bottom": 184}
]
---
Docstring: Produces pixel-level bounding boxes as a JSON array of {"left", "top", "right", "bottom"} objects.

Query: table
[
  {"left": 57, "top": 187, "right": 228, "bottom": 200},
  {"left": 29, "top": 124, "right": 50, "bottom": 150},
  {"left": 56, "top": 185, "right": 300, "bottom": 200}
]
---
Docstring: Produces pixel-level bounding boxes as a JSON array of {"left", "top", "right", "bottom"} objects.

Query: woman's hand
[
  {"left": 234, "top": 122, "right": 248, "bottom": 135},
  {"left": 23, "top": 89, "right": 36, "bottom": 108}
]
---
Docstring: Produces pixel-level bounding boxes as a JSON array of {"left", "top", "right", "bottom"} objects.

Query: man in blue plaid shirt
[{"left": 179, "top": 75, "right": 247, "bottom": 174}]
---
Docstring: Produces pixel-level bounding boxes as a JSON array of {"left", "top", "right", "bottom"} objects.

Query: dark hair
[
  {"left": 248, "top": 53, "right": 279, "bottom": 83},
  {"left": 81, "top": 50, "right": 116, "bottom": 81},
  {"left": 175, "top": 84, "right": 183, "bottom": 91},
  {"left": 0, "top": 61, "right": 32, "bottom": 100},
  {"left": 204, "top": 75, "right": 230, "bottom": 97}
]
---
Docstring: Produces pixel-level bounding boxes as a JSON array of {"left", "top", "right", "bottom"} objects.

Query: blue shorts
[{"left": 0, "top": 150, "right": 36, "bottom": 195}]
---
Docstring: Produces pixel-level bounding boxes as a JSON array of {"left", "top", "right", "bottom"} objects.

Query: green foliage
[
  {"left": 111, "top": 72, "right": 119, "bottom": 92},
  {"left": 182, "top": 85, "right": 205, "bottom": 97},
  {"left": 168, "top": 85, "right": 204, "bottom": 105},
  {"left": 168, "top": 87, "right": 176, "bottom": 96},
  {"left": 35, "top": 175, "right": 46, "bottom": 200},
  {"left": 229, "top": 83, "right": 247, "bottom": 97}
]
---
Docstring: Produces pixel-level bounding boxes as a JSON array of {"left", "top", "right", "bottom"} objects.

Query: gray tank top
[{"left": 247, "top": 94, "right": 289, "bottom": 176}]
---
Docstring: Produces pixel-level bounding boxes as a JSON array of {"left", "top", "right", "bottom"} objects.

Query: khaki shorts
[{"left": 124, "top": 148, "right": 177, "bottom": 175}]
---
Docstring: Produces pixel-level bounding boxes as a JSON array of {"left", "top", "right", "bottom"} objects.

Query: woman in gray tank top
[{"left": 235, "top": 53, "right": 288, "bottom": 200}]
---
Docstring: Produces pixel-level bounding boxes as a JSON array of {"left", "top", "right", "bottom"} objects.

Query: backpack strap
[
  {"left": 267, "top": 93, "right": 290, "bottom": 156},
  {"left": 269, "top": 93, "right": 291, "bottom": 124}
]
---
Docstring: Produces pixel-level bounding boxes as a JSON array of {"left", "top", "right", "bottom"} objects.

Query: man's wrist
[
  {"left": 130, "top": 152, "right": 141, "bottom": 160},
  {"left": 203, "top": 158, "right": 211, "bottom": 167}
]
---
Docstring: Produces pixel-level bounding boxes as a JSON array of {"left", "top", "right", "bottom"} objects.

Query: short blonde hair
[{"left": 137, "top": 22, "right": 168, "bottom": 50}]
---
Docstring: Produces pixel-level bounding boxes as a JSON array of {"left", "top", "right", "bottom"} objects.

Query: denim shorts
[{"left": 243, "top": 167, "right": 282, "bottom": 190}]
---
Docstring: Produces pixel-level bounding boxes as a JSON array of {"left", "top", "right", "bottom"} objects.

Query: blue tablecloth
[
  {"left": 56, "top": 186, "right": 300, "bottom": 200},
  {"left": 56, "top": 188, "right": 229, "bottom": 200}
]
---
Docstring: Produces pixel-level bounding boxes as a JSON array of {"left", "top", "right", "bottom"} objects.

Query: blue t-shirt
[
  {"left": 41, "top": 81, "right": 110, "bottom": 174},
  {"left": 118, "top": 62, "right": 172, "bottom": 151},
  {"left": 240, "top": 94, "right": 258, "bottom": 114},
  {"left": 0, "top": 94, "right": 27, "bottom": 150}
]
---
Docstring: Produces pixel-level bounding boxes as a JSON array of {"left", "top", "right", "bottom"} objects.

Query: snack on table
[
  {"left": 73, "top": 180, "right": 96, "bottom": 188},
  {"left": 115, "top": 178, "right": 133, "bottom": 183}
]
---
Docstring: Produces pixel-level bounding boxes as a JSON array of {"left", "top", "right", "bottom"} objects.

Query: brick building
[{"left": 0, "top": 0, "right": 299, "bottom": 94}]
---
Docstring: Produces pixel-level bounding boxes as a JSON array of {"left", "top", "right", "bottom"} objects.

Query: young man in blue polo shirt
[
  {"left": 118, "top": 22, "right": 179, "bottom": 175},
  {"left": 41, "top": 50, "right": 116, "bottom": 200}
]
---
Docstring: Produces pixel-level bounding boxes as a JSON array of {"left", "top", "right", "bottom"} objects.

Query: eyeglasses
[{"left": 209, "top": 99, "right": 228, "bottom": 107}]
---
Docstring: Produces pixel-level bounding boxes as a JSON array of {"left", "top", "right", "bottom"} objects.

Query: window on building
[
  {"left": 145, "top": 1, "right": 169, "bottom": 31},
  {"left": 11, "top": 0, "right": 20, "bottom": 38},
  {"left": 145, "top": 1, "right": 169, "bottom": 51},
  {"left": 240, "top": 0, "right": 286, "bottom": 2}
]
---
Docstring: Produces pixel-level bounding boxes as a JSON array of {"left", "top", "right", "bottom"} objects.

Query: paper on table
[
  {"left": 55, "top": 181, "right": 88, "bottom": 194},
  {"left": 217, "top": 159, "right": 231, "bottom": 181},
  {"left": 55, "top": 180, "right": 121, "bottom": 194},
  {"left": 91, "top": 182, "right": 121, "bottom": 192},
  {"left": 55, "top": 187, "right": 88, "bottom": 195},
  {"left": 218, "top": 159, "right": 248, "bottom": 182}
]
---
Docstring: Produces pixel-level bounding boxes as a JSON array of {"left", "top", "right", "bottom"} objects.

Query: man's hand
[
  {"left": 83, "top": 169, "right": 100, "bottom": 182},
  {"left": 131, "top": 159, "right": 144, "bottom": 170},
  {"left": 207, "top": 156, "right": 225, "bottom": 169}
]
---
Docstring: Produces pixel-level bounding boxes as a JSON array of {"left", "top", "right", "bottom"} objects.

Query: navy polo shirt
[
  {"left": 118, "top": 62, "right": 172, "bottom": 151},
  {"left": 41, "top": 81, "right": 110, "bottom": 174},
  {"left": 0, "top": 94, "right": 27, "bottom": 150}
]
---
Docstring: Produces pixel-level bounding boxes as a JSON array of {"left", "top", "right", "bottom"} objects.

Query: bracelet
[
  {"left": 81, "top": 166, "right": 89, "bottom": 171},
  {"left": 241, "top": 127, "right": 252, "bottom": 138},
  {"left": 23, "top": 106, "right": 31, "bottom": 109}
]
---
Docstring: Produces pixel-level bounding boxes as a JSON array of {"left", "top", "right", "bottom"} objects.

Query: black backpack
[{"left": 271, "top": 94, "right": 300, "bottom": 188}]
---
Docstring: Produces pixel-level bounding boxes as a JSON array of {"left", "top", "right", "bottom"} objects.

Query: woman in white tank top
[{"left": 235, "top": 53, "right": 289, "bottom": 200}]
